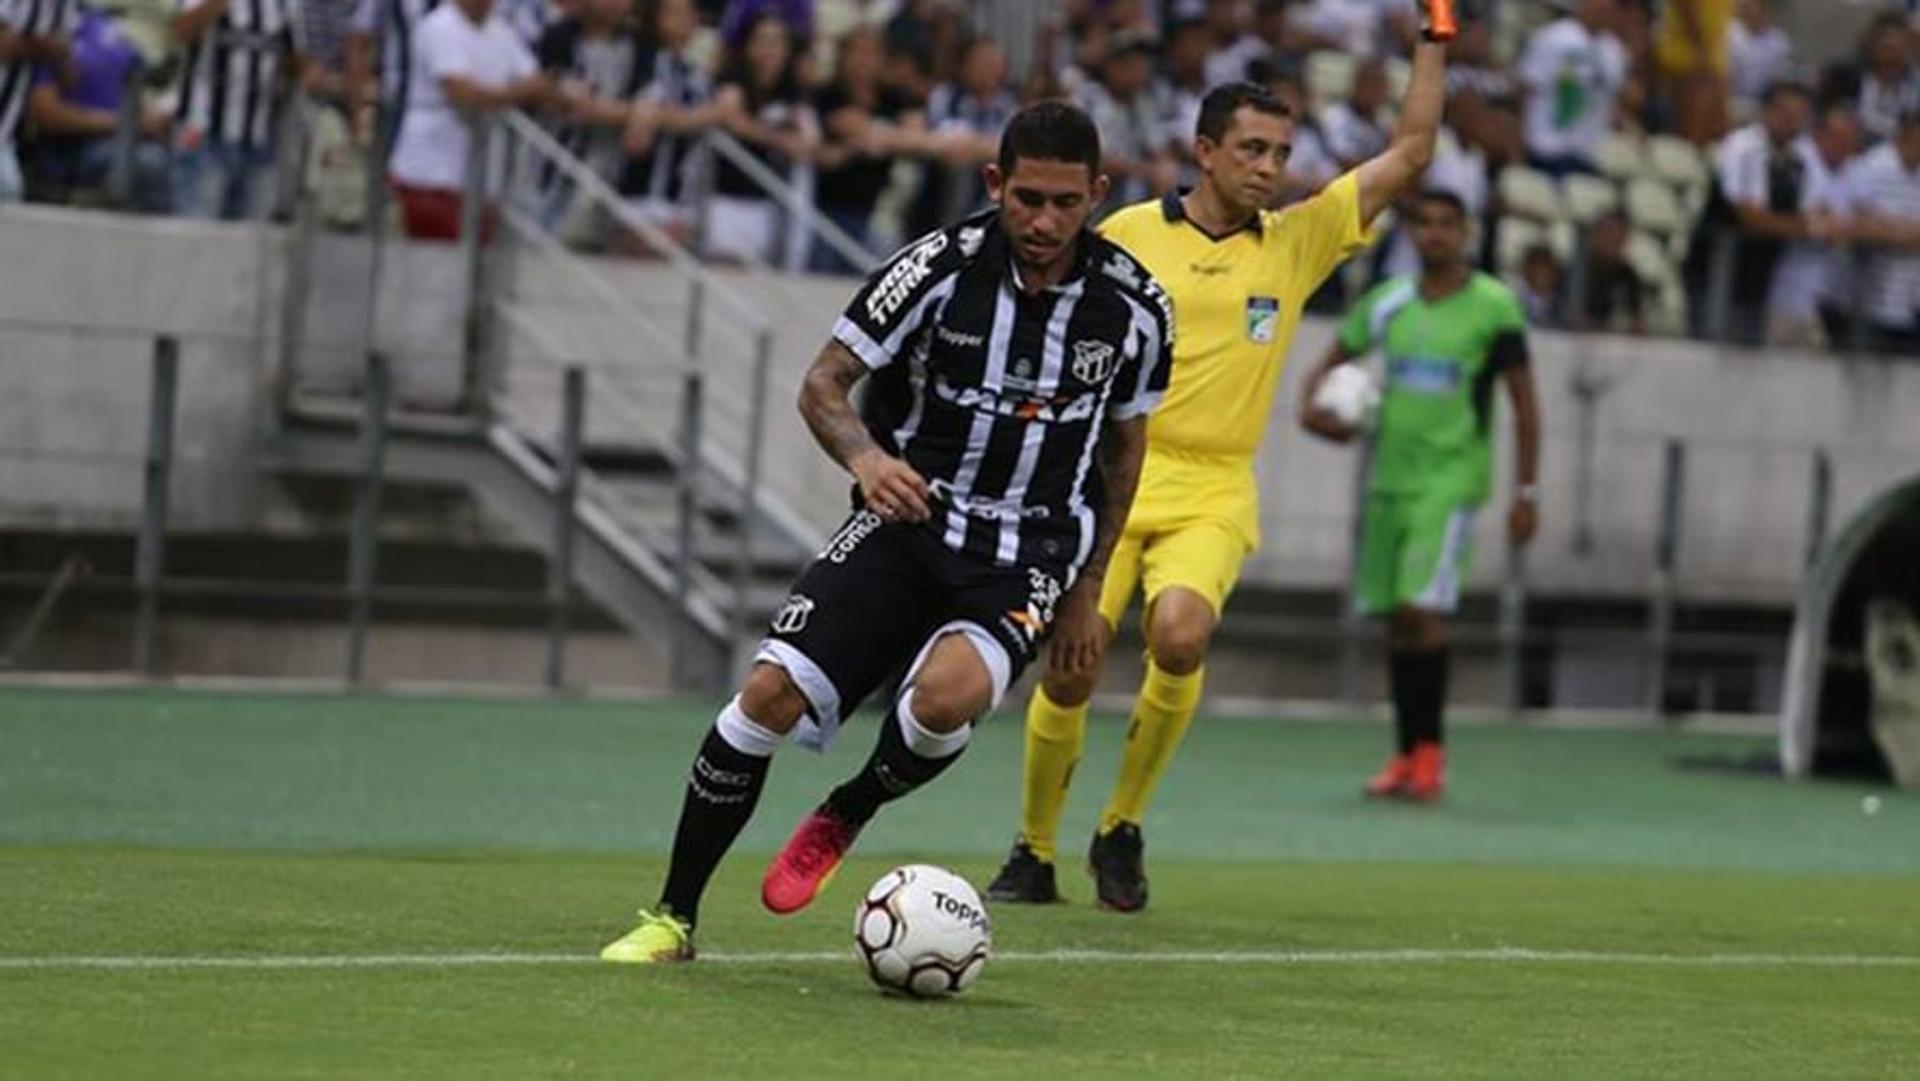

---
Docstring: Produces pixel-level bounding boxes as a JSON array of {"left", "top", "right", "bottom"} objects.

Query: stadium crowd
[{"left": 1, "top": 0, "right": 1916, "bottom": 349}]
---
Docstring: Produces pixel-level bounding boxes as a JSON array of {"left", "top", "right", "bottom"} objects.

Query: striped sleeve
[
  {"left": 1108, "top": 285, "right": 1172, "bottom": 421},
  {"left": 831, "top": 226, "right": 968, "bottom": 370}
]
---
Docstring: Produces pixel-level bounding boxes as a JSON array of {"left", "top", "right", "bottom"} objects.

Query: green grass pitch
[{"left": 4, "top": 686, "right": 1918, "bottom": 1078}]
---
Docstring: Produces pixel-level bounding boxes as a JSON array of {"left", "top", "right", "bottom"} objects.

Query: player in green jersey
[{"left": 1298, "top": 189, "right": 1543, "bottom": 802}]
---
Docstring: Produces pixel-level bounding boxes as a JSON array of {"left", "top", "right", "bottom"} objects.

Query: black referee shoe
[
  {"left": 1088, "top": 823, "right": 1149, "bottom": 913},
  {"left": 985, "top": 840, "right": 1060, "bottom": 904}
]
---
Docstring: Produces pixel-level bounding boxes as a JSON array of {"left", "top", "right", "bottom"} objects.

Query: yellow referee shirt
[{"left": 1098, "top": 172, "right": 1374, "bottom": 462}]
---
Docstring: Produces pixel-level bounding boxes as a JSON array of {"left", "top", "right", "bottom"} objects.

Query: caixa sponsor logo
[
  {"left": 932, "top": 376, "right": 1099, "bottom": 424},
  {"left": 930, "top": 890, "right": 989, "bottom": 932},
  {"left": 865, "top": 233, "right": 949, "bottom": 326}
]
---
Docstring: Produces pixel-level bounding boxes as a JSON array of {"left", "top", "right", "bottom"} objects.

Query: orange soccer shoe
[
  {"left": 1364, "top": 753, "right": 1415, "bottom": 799},
  {"left": 1403, "top": 743, "right": 1447, "bottom": 803},
  {"left": 762, "top": 806, "right": 862, "bottom": 914}
]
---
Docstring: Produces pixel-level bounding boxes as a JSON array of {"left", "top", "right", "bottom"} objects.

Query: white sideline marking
[{"left": 3, "top": 948, "right": 1918, "bottom": 972}]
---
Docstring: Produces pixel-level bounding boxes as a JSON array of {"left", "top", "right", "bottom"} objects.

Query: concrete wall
[
  {"left": 498, "top": 256, "right": 1920, "bottom": 609},
  {"left": 6, "top": 204, "right": 1918, "bottom": 616},
  {"left": 0, "top": 206, "right": 288, "bottom": 533}
]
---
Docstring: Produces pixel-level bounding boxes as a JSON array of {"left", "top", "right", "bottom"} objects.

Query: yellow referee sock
[
  {"left": 1100, "top": 660, "right": 1204, "bottom": 833},
  {"left": 1018, "top": 685, "right": 1088, "bottom": 863}
]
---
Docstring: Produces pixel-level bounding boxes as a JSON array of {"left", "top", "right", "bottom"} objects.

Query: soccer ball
[
  {"left": 852, "top": 865, "right": 991, "bottom": 997},
  {"left": 1313, "top": 363, "right": 1382, "bottom": 431}
]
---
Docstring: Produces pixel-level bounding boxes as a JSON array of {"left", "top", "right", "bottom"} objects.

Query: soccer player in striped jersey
[{"left": 600, "top": 101, "right": 1174, "bottom": 964}]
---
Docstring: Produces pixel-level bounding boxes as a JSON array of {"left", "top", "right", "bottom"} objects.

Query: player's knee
[
  {"left": 1148, "top": 619, "right": 1213, "bottom": 675},
  {"left": 1389, "top": 607, "right": 1448, "bottom": 651},
  {"left": 1041, "top": 665, "right": 1098, "bottom": 708},
  {"left": 905, "top": 681, "right": 978, "bottom": 733},
  {"left": 738, "top": 663, "right": 808, "bottom": 734}
]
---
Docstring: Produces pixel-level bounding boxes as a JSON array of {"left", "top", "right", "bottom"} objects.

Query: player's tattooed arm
[{"left": 798, "top": 340, "right": 932, "bottom": 522}]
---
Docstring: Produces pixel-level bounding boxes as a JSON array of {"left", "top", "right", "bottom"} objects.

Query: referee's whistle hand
[{"left": 853, "top": 451, "right": 932, "bottom": 523}]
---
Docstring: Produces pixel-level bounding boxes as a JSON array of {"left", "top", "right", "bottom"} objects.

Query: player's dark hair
[
  {"left": 1195, "top": 81, "right": 1292, "bottom": 145},
  {"left": 1415, "top": 189, "right": 1469, "bottom": 220},
  {"left": 997, "top": 101, "right": 1103, "bottom": 179}
]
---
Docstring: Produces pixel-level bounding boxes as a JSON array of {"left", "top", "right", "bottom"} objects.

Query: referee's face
[
  {"left": 987, "top": 158, "right": 1109, "bottom": 276},
  {"left": 1199, "top": 107, "right": 1291, "bottom": 218}
]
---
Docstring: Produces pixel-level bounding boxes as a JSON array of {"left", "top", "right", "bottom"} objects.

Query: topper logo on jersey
[
  {"left": 1071, "top": 339, "right": 1117, "bottom": 384},
  {"left": 771, "top": 594, "right": 816, "bottom": 634},
  {"left": 957, "top": 226, "right": 986, "bottom": 257},
  {"left": 866, "top": 233, "right": 949, "bottom": 326}
]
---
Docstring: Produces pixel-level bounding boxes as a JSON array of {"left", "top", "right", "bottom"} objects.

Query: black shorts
[{"left": 756, "top": 509, "right": 1068, "bottom": 749}]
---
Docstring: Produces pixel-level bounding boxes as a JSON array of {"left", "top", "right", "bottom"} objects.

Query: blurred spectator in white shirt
[
  {"left": 907, "top": 35, "right": 1014, "bottom": 234},
  {"left": 1289, "top": 0, "right": 1405, "bottom": 57},
  {"left": 1157, "top": 16, "right": 1210, "bottom": 183},
  {"left": 618, "top": 0, "right": 717, "bottom": 250},
  {"left": 1320, "top": 55, "right": 1388, "bottom": 170},
  {"left": 1769, "top": 104, "right": 1861, "bottom": 346},
  {"left": 1836, "top": 110, "right": 1920, "bottom": 353},
  {"left": 1822, "top": 12, "right": 1918, "bottom": 148},
  {"left": 1259, "top": 62, "right": 1337, "bottom": 202},
  {"left": 1726, "top": 0, "right": 1791, "bottom": 118},
  {"left": 1201, "top": 0, "right": 1262, "bottom": 87},
  {"left": 1682, "top": 80, "right": 1814, "bottom": 344},
  {"left": 388, "top": 0, "right": 545, "bottom": 239},
  {"left": 1080, "top": 31, "right": 1175, "bottom": 205},
  {"left": 1516, "top": 0, "right": 1627, "bottom": 177}
]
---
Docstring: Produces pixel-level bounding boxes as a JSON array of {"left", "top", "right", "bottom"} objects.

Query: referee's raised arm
[{"left": 1353, "top": 1, "right": 1452, "bottom": 225}]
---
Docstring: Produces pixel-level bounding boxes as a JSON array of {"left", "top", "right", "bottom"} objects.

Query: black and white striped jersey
[
  {"left": 0, "top": 0, "right": 74, "bottom": 146},
  {"left": 833, "top": 207, "right": 1173, "bottom": 575},
  {"left": 173, "top": 0, "right": 302, "bottom": 151},
  {"left": 617, "top": 46, "right": 708, "bottom": 204},
  {"left": 349, "top": 0, "right": 440, "bottom": 112}
]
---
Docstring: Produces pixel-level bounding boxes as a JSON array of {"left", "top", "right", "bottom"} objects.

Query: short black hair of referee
[
  {"left": 986, "top": 101, "right": 1112, "bottom": 280},
  {"left": 1187, "top": 81, "right": 1299, "bottom": 221}
]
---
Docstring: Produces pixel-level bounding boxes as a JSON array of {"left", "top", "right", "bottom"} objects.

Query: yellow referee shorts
[{"left": 1096, "top": 447, "right": 1257, "bottom": 628}]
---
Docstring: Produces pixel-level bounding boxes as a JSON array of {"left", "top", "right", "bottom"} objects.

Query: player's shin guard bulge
[
  {"left": 1101, "top": 659, "right": 1204, "bottom": 833},
  {"left": 1018, "top": 685, "right": 1090, "bottom": 864},
  {"left": 658, "top": 705, "right": 781, "bottom": 923}
]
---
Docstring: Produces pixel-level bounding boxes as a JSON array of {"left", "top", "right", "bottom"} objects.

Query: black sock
[
  {"left": 824, "top": 700, "right": 966, "bottom": 826},
  {"left": 1389, "top": 647, "right": 1450, "bottom": 750},
  {"left": 657, "top": 725, "right": 773, "bottom": 928}
]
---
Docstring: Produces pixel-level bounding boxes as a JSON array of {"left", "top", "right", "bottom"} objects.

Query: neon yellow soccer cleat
[{"left": 599, "top": 909, "right": 695, "bottom": 964}]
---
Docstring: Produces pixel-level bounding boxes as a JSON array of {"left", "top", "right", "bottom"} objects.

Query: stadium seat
[
  {"left": 1307, "top": 51, "right": 1356, "bottom": 107},
  {"left": 1625, "top": 229, "right": 1674, "bottom": 285},
  {"left": 1495, "top": 216, "right": 1545, "bottom": 276},
  {"left": 1497, "top": 166, "right": 1562, "bottom": 221},
  {"left": 1548, "top": 220, "right": 1579, "bottom": 262},
  {"left": 1626, "top": 178, "right": 1688, "bottom": 238},
  {"left": 1647, "top": 135, "right": 1710, "bottom": 190},
  {"left": 1594, "top": 134, "right": 1648, "bottom": 182},
  {"left": 1562, "top": 174, "right": 1621, "bottom": 223}
]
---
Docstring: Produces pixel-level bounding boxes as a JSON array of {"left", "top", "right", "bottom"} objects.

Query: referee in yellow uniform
[{"left": 988, "top": 1, "right": 1455, "bottom": 912}]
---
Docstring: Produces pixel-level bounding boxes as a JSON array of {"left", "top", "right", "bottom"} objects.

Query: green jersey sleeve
[{"left": 1338, "top": 280, "right": 1392, "bottom": 354}]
